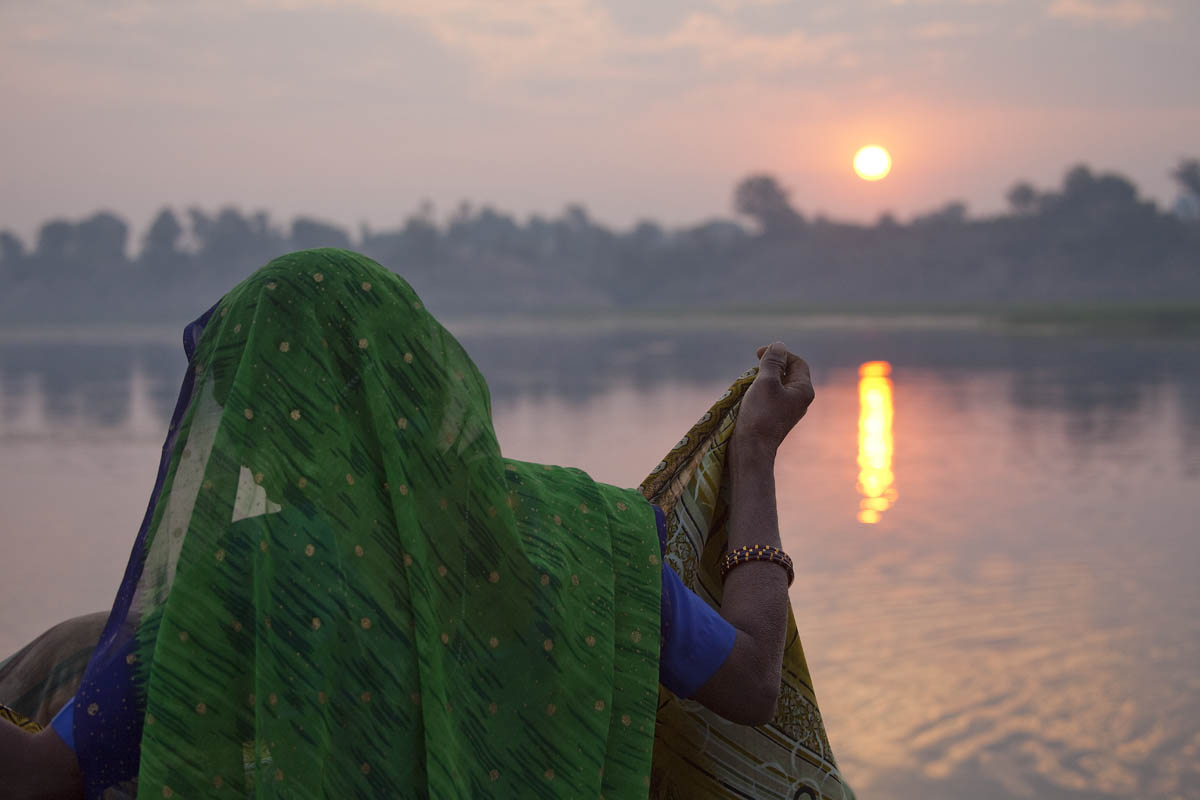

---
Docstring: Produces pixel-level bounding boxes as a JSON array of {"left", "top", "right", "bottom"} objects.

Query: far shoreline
[{"left": 3, "top": 303, "right": 1199, "bottom": 345}]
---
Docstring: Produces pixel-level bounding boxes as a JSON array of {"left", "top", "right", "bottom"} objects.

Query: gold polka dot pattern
[{"left": 85, "top": 250, "right": 666, "bottom": 799}]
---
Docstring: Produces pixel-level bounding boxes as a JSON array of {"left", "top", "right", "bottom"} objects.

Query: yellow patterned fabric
[
  {"left": 0, "top": 702, "right": 42, "bottom": 733},
  {"left": 641, "top": 369, "right": 855, "bottom": 800},
  {"left": 0, "top": 611, "right": 106, "bottom": 728}
]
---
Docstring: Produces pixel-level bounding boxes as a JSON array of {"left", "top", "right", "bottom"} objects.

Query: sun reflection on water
[{"left": 857, "top": 361, "right": 897, "bottom": 524}]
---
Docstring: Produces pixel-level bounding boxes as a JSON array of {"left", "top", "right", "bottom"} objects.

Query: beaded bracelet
[{"left": 719, "top": 544, "right": 795, "bottom": 586}]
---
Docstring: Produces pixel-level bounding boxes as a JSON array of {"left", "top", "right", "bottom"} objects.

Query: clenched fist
[{"left": 734, "top": 342, "right": 814, "bottom": 455}]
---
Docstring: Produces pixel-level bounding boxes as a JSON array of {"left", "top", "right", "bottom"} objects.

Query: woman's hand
[
  {"left": 733, "top": 342, "right": 815, "bottom": 456},
  {"left": 690, "top": 342, "right": 813, "bottom": 725}
]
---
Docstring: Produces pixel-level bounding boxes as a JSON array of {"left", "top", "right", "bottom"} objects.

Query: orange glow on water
[
  {"left": 857, "top": 361, "right": 897, "bottom": 524},
  {"left": 859, "top": 361, "right": 892, "bottom": 378}
]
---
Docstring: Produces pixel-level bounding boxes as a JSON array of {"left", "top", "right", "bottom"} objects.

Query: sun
[{"left": 853, "top": 145, "right": 892, "bottom": 181}]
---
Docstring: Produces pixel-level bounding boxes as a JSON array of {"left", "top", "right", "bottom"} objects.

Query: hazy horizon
[{"left": 3, "top": 0, "right": 1199, "bottom": 243}]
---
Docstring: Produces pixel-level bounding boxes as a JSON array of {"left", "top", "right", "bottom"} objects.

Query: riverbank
[{"left": 4, "top": 303, "right": 1200, "bottom": 345}]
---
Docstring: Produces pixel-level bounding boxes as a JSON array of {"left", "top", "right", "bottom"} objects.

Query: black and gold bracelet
[{"left": 719, "top": 544, "right": 795, "bottom": 586}]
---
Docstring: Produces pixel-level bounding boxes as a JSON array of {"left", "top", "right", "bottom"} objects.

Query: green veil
[
  {"left": 82, "top": 250, "right": 663, "bottom": 797},
  {"left": 38, "top": 247, "right": 853, "bottom": 798}
]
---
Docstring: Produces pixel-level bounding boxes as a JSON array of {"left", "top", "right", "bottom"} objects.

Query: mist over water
[{"left": 2, "top": 318, "right": 1199, "bottom": 799}]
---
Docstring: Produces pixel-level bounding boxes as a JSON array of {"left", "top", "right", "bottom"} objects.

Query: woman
[{"left": 2, "top": 249, "right": 845, "bottom": 799}]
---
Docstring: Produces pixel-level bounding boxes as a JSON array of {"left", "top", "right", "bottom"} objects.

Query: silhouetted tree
[
  {"left": 0, "top": 231, "right": 26, "bottom": 265},
  {"left": 1173, "top": 159, "right": 1200, "bottom": 222},
  {"left": 448, "top": 206, "right": 520, "bottom": 253},
  {"left": 449, "top": 201, "right": 473, "bottom": 227},
  {"left": 1046, "top": 165, "right": 1147, "bottom": 223},
  {"left": 733, "top": 174, "right": 804, "bottom": 236},
  {"left": 189, "top": 206, "right": 283, "bottom": 268},
  {"left": 1092, "top": 174, "right": 1139, "bottom": 209},
  {"left": 1173, "top": 159, "right": 1200, "bottom": 200},
  {"left": 1007, "top": 182, "right": 1038, "bottom": 214},
  {"left": 358, "top": 202, "right": 439, "bottom": 269},
  {"left": 5, "top": 159, "right": 1200, "bottom": 324},
  {"left": 290, "top": 217, "right": 352, "bottom": 251},
  {"left": 629, "top": 220, "right": 665, "bottom": 249},
  {"left": 0, "top": 231, "right": 27, "bottom": 282},
  {"left": 1063, "top": 164, "right": 1095, "bottom": 199},
  {"left": 142, "top": 208, "right": 184, "bottom": 263},
  {"left": 402, "top": 213, "right": 439, "bottom": 263},
  {"left": 563, "top": 204, "right": 590, "bottom": 231},
  {"left": 683, "top": 219, "right": 746, "bottom": 249},
  {"left": 36, "top": 219, "right": 75, "bottom": 263},
  {"left": 913, "top": 201, "right": 967, "bottom": 227},
  {"left": 76, "top": 211, "right": 129, "bottom": 264},
  {"left": 249, "top": 211, "right": 274, "bottom": 240}
]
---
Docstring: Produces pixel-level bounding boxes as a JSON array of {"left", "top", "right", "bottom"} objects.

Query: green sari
[
  {"left": 8, "top": 248, "right": 851, "bottom": 798},
  {"left": 78, "top": 249, "right": 662, "bottom": 798}
]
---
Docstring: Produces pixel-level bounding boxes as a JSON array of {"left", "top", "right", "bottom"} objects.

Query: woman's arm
[{"left": 691, "top": 342, "right": 813, "bottom": 725}]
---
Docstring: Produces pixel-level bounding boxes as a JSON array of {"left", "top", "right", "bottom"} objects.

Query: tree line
[{"left": 2, "top": 159, "right": 1198, "bottom": 323}]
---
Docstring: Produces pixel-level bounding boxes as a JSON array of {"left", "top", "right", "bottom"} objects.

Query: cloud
[
  {"left": 233, "top": 0, "right": 851, "bottom": 84},
  {"left": 885, "top": 0, "right": 1008, "bottom": 5},
  {"left": 404, "top": 1, "right": 851, "bottom": 85},
  {"left": 911, "top": 21, "right": 983, "bottom": 40},
  {"left": 707, "top": 0, "right": 795, "bottom": 11},
  {"left": 1047, "top": 0, "right": 1170, "bottom": 24},
  {"left": 657, "top": 13, "right": 848, "bottom": 72}
]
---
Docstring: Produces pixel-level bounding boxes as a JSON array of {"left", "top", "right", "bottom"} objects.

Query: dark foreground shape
[{"left": 0, "top": 613, "right": 106, "bottom": 727}]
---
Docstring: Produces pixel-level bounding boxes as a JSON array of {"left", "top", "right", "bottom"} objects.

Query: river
[{"left": 2, "top": 315, "right": 1197, "bottom": 799}]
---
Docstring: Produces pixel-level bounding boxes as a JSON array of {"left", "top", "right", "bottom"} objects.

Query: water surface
[{"left": 2, "top": 318, "right": 1198, "bottom": 799}]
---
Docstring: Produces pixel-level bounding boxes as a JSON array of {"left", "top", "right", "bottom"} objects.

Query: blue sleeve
[
  {"left": 50, "top": 696, "right": 76, "bottom": 752},
  {"left": 653, "top": 505, "right": 737, "bottom": 699}
]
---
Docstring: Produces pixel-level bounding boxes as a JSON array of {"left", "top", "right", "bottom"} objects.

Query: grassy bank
[
  {"left": 993, "top": 303, "right": 1200, "bottom": 336},
  {"left": 4, "top": 303, "right": 1200, "bottom": 343},
  {"left": 644, "top": 301, "right": 1200, "bottom": 337}
]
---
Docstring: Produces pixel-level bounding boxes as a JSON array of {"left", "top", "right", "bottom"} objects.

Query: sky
[{"left": 2, "top": 0, "right": 1198, "bottom": 244}]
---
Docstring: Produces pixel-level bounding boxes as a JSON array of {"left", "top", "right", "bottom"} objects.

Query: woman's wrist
[
  {"left": 726, "top": 436, "right": 781, "bottom": 549},
  {"left": 729, "top": 433, "right": 777, "bottom": 470}
]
